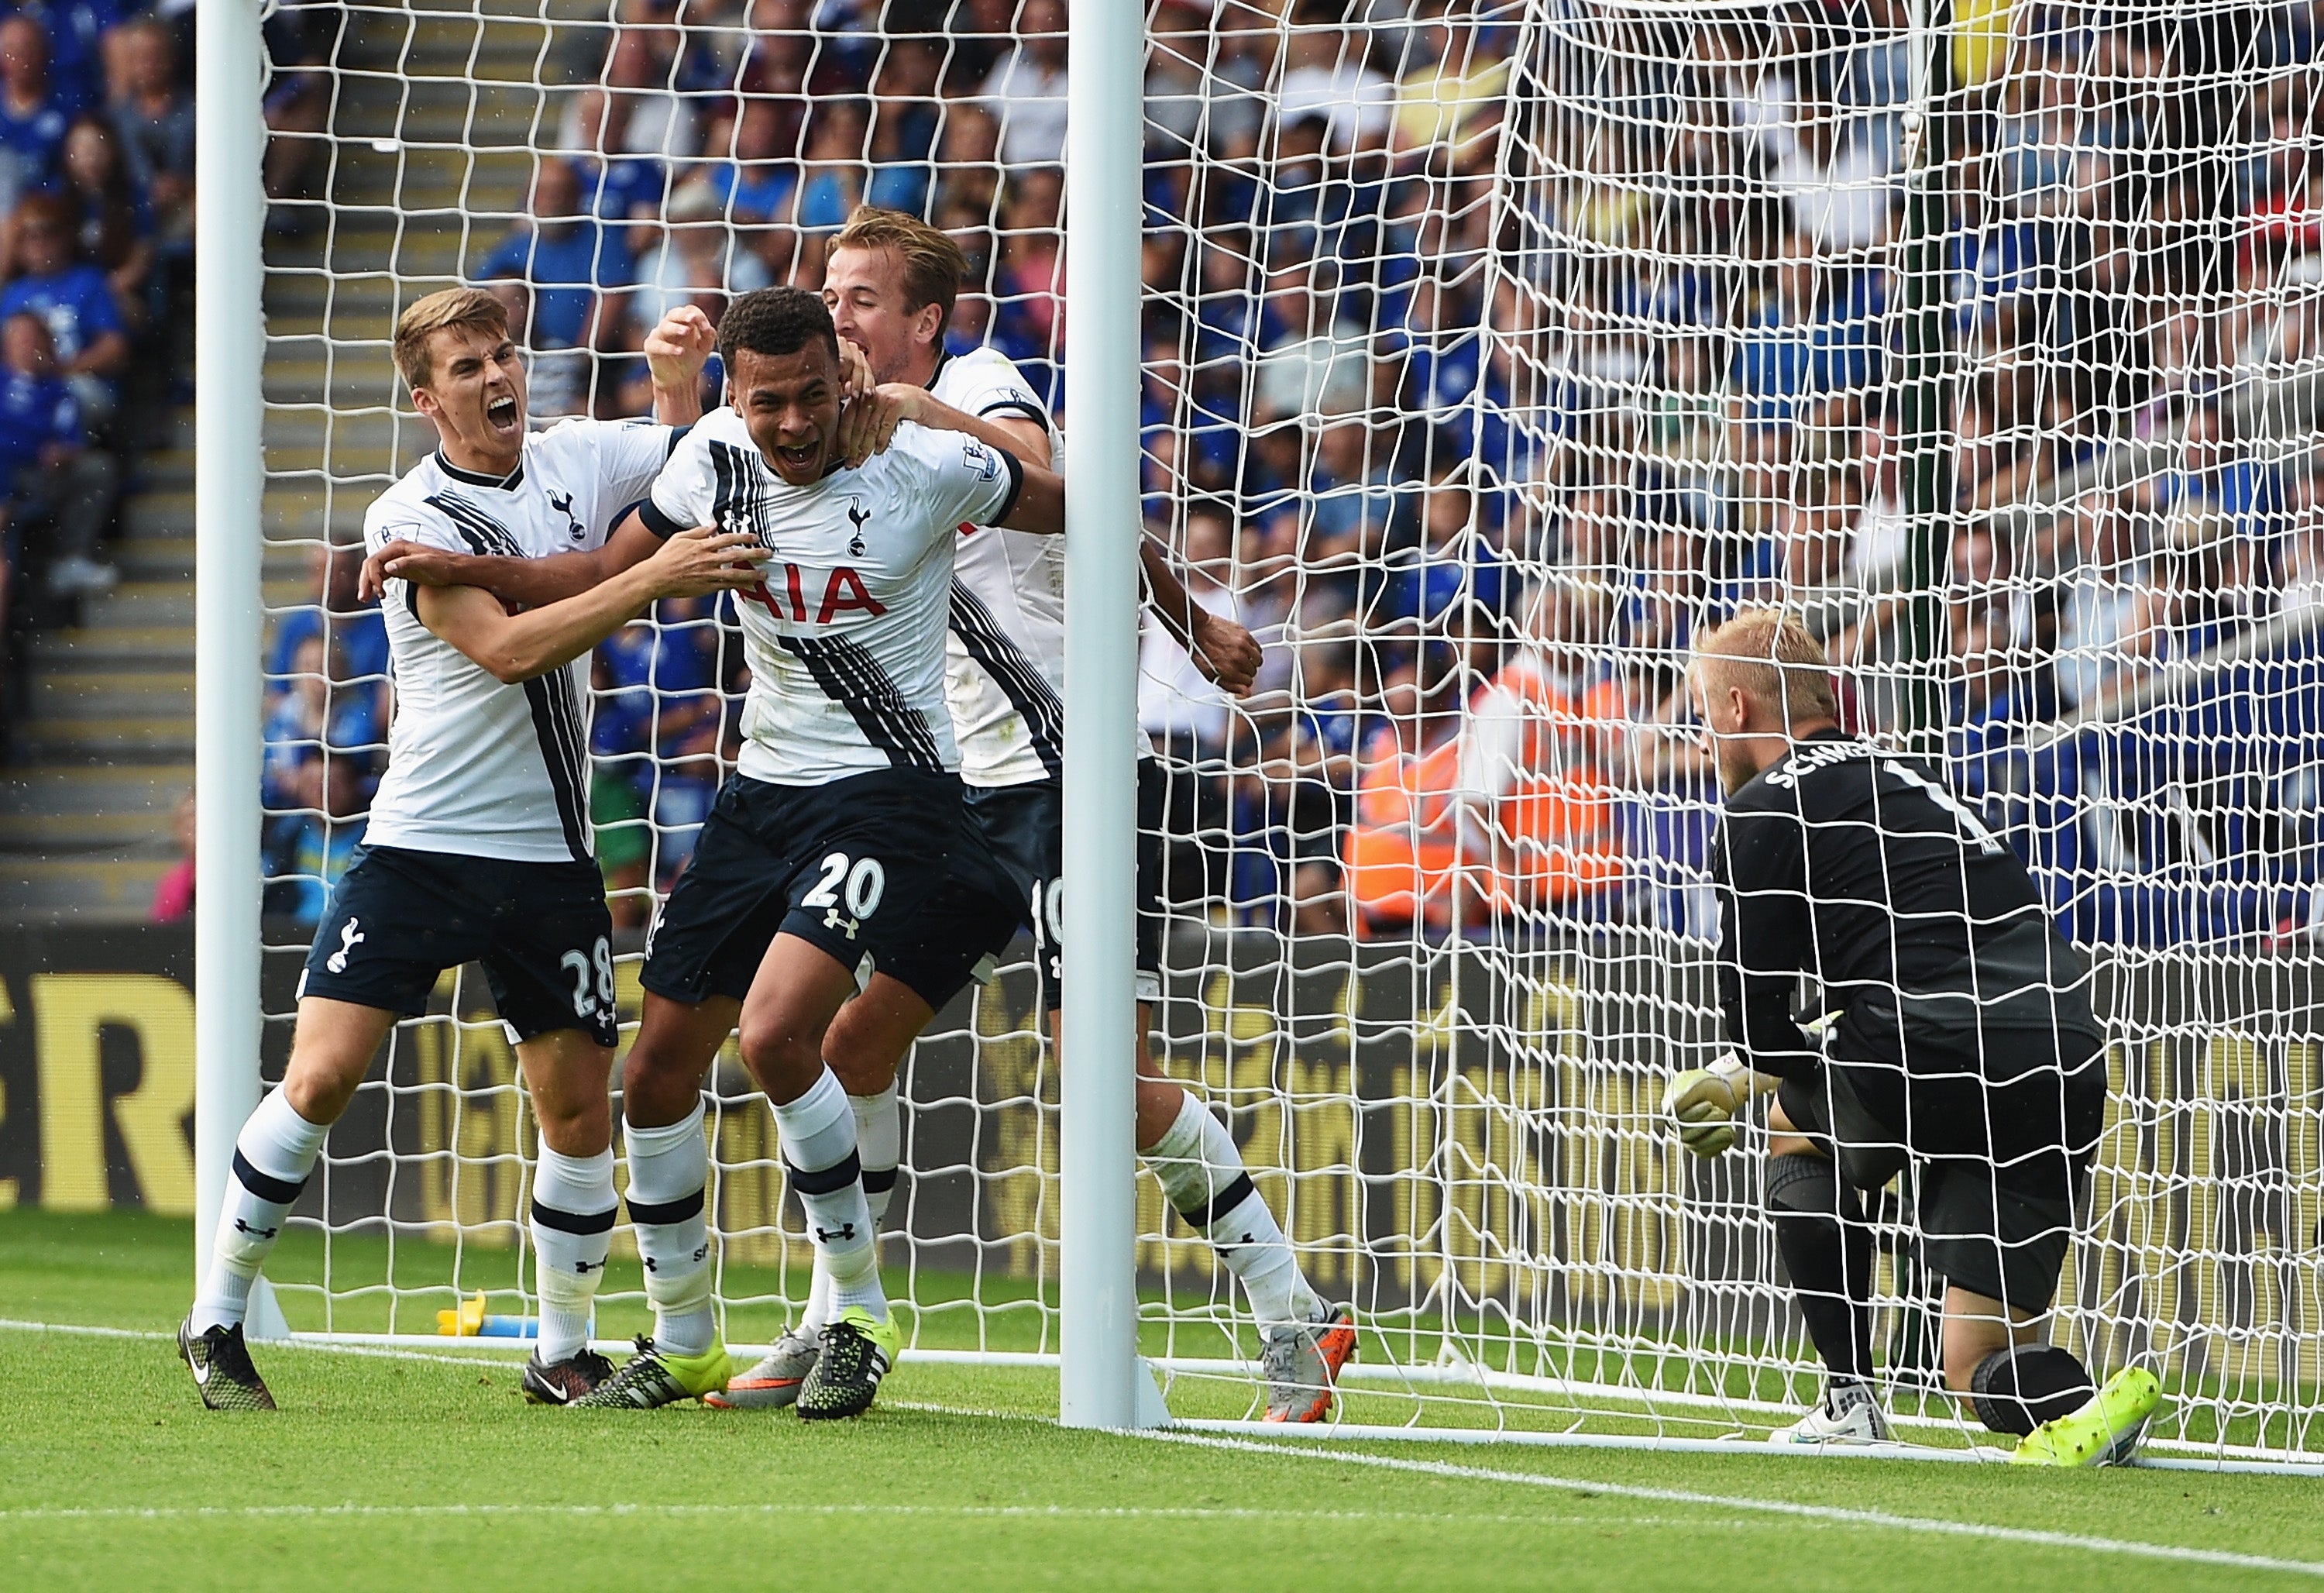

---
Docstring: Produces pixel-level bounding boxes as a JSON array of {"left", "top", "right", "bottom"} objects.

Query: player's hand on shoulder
[
  {"left": 645, "top": 525, "right": 768, "bottom": 597},
  {"left": 836, "top": 380, "right": 919, "bottom": 470},
  {"left": 644, "top": 304, "right": 717, "bottom": 387},
  {"left": 360, "top": 539, "right": 465, "bottom": 600},
  {"left": 1191, "top": 609, "right": 1264, "bottom": 698}
]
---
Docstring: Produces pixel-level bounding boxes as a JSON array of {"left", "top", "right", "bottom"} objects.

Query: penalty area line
[{"left": 1142, "top": 1431, "right": 2324, "bottom": 1580}]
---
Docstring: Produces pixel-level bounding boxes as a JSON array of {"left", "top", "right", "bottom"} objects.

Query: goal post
[
  {"left": 1058, "top": 2, "right": 1160, "bottom": 1433},
  {"left": 191, "top": 0, "right": 271, "bottom": 1321},
  {"left": 198, "top": 0, "right": 2324, "bottom": 1471}
]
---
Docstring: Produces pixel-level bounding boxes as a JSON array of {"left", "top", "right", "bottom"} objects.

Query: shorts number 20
[{"left": 802, "top": 852, "right": 887, "bottom": 920}]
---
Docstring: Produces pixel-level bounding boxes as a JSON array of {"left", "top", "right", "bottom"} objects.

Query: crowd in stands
[
  {"left": 0, "top": 0, "right": 196, "bottom": 759},
  {"left": 255, "top": 0, "right": 2324, "bottom": 949}
]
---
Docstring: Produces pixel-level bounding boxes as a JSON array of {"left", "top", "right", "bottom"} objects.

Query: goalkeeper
[{"left": 1666, "top": 607, "right": 2159, "bottom": 1465}]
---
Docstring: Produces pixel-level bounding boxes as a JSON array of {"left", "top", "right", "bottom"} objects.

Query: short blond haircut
[
  {"left": 393, "top": 287, "right": 511, "bottom": 391},
  {"left": 830, "top": 206, "right": 969, "bottom": 322},
  {"left": 1694, "top": 606, "right": 1840, "bottom": 726}
]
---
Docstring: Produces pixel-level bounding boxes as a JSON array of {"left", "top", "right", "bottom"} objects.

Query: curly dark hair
[{"left": 717, "top": 285, "right": 840, "bottom": 374}]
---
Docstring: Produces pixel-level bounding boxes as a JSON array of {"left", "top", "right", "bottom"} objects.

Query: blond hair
[
  {"left": 1694, "top": 606, "right": 1840, "bottom": 726},
  {"left": 830, "top": 206, "right": 969, "bottom": 322},
  {"left": 393, "top": 287, "right": 511, "bottom": 391}
]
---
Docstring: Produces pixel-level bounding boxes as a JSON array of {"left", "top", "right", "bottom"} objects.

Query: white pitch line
[
  {"left": 1141, "top": 1431, "right": 2324, "bottom": 1579},
  {"left": 0, "top": 1500, "right": 1705, "bottom": 1532},
  {"left": 0, "top": 1319, "right": 536, "bottom": 1370}
]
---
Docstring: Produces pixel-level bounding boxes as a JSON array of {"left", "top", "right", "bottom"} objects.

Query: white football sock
[
  {"left": 623, "top": 1103, "right": 716, "bottom": 1357},
  {"left": 775, "top": 1068, "right": 884, "bottom": 1322},
  {"left": 853, "top": 1085, "right": 900, "bottom": 1227},
  {"left": 529, "top": 1145, "right": 616, "bottom": 1363},
  {"left": 1144, "top": 1089, "right": 1317, "bottom": 1328},
  {"left": 192, "top": 1090, "right": 329, "bottom": 1333},
  {"left": 801, "top": 1086, "right": 899, "bottom": 1338}
]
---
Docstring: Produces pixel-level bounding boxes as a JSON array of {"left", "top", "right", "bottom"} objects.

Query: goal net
[{"left": 243, "top": 0, "right": 2324, "bottom": 1465}]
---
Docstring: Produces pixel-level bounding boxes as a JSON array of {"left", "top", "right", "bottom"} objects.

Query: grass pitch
[{"left": 3, "top": 1212, "right": 2321, "bottom": 1590}]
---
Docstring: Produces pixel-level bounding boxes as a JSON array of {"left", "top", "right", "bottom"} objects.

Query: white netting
[{"left": 252, "top": 0, "right": 2324, "bottom": 1462}]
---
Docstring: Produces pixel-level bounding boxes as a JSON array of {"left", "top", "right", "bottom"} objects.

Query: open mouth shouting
[
  {"left": 483, "top": 392, "right": 521, "bottom": 437},
  {"left": 768, "top": 432, "right": 826, "bottom": 484}
]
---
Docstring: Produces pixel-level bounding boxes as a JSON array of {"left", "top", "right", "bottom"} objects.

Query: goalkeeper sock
[
  {"left": 528, "top": 1144, "right": 616, "bottom": 1364},
  {"left": 624, "top": 1102, "right": 716, "bottom": 1357},
  {"left": 1968, "top": 1344, "right": 2096, "bottom": 1436},
  {"left": 1146, "top": 1089, "right": 1317, "bottom": 1327},
  {"left": 193, "top": 1090, "right": 329, "bottom": 1333},
  {"left": 803, "top": 1087, "right": 900, "bottom": 1337},
  {"left": 1765, "top": 1151, "right": 1874, "bottom": 1385},
  {"left": 776, "top": 1068, "right": 884, "bottom": 1322}
]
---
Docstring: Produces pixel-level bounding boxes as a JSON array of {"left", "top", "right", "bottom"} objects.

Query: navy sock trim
[
  {"left": 861, "top": 1166, "right": 899, "bottom": 1196},
  {"left": 786, "top": 1151, "right": 863, "bottom": 1197},
  {"left": 232, "top": 1149, "right": 308, "bottom": 1209},
  {"left": 531, "top": 1200, "right": 618, "bottom": 1237},
  {"left": 624, "top": 1187, "right": 706, "bottom": 1226},
  {"left": 1176, "top": 1172, "right": 1257, "bottom": 1233}
]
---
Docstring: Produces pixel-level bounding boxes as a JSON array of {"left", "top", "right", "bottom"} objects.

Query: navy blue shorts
[
  {"left": 641, "top": 769, "right": 964, "bottom": 1006},
  {"left": 297, "top": 845, "right": 618, "bottom": 1049},
  {"left": 879, "top": 762, "right": 1165, "bottom": 1016}
]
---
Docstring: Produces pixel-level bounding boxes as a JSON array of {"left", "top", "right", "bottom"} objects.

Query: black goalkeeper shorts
[
  {"left": 297, "top": 844, "right": 618, "bottom": 1049},
  {"left": 1779, "top": 1023, "right": 2106, "bottom": 1314}
]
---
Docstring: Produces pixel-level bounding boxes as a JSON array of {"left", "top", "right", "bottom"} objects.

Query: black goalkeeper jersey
[{"left": 1710, "top": 728, "right": 2098, "bottom": 1085}]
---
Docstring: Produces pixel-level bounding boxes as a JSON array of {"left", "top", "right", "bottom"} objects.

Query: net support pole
[
  {"left": 1059, "top": 3, "right": 1153, "bottom": 1430},
  {"left": 193, "top": 0, "right": 269, "bottom": 1300}
]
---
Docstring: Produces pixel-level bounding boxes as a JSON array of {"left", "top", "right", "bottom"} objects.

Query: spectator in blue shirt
[
  {"left": 265, "top": 537, "right": 390, "bottom": 723},
  {"left": 590, "top": 618, "right": 658, "bottom": 927},
  {"left": 686, "top": 96, "right": 796, "bottom": 229},
  {"left": 476, "top": 157, "right": 631, "bottom": 356},
  {"left": 0, "top": 191, "right": 128, "bottom": 424},
  {"left": 2, "top": 1, "right": 113, "bottom": 119},
  {"left": 0, "top": 306, "right": 113, "bottom": 594},
  {"left": 0, "top": 13, "right": 69, "bottom": 198}
]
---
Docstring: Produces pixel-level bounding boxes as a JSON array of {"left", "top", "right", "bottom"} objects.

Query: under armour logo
[
  {"left": 574, "top": 1258, "right": 601, "bottom": 1274},
  {"left": 815, "top": 1223, "right": 857, "bottom": 1245},
  {"left": 845, "top": 500, "right": 870, "bottom": 557},
  {"left": 234, "top": 1219, "right": 279, "bottom": 1240},
  {"left": 823, "top": 907, "right": 859, "bottom": 940},
  {"left": 548, "top": 489, "right": 584, "bottom": 542},
  {"left": 325, "top": 917, "right": 364, "bottom": 973},
  {"left": 644, "top": 1257, "right": 659, "bottom": 1273}
]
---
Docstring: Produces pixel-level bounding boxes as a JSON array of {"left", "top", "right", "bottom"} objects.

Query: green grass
[{"left": 4, "top": 1212, "right": 2322, "bottom": 1590}]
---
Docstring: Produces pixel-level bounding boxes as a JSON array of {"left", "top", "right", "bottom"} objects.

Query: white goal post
[{"left": 193, "top": 0, "right": 2324, "bottom": 1472}]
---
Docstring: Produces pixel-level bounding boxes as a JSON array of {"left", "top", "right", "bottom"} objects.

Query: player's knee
[
  {"left": 533, "top": 1091, "right": 611, "bottom": 1157},
  {"left": 621, "top": 1039, "right": 703, "bottom": 1127},
  {"left": 1963, "top": 1343, "right": 2094, "bottom": 1436},
  {"left": 281, "top": 1039, "right": 372, "bottom": 1124},
  {"left": 735, "top": 1008, "right": 818, "bottom": 1090}
]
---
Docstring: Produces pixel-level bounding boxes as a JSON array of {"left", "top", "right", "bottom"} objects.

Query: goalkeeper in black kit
[{"left": 1664, "top": 608, "right": 2161, "bottom": 1465}]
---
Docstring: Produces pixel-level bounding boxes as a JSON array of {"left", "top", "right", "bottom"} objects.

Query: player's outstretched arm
[
  {"left": 994, "top": 457, "right": 1066, "bottom": 538},
  {"left": 1139, "top": 538, "right": 1261, "bottom": 699},
  {"left": 413, "top": 527, "right": 762, "bottom": 684},
  {"left": 841, "top": 381, "right": 1048, "bottom": 471},
  {"left": 359, "top": 512, "right": 676, "bottom": 610}
]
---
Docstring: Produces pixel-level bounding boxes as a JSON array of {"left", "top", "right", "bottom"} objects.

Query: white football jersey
[
  {"left": 641, "top": 405, "right": 1024, "bottom": 786},
  {"left": 933, "top": 348, "right": 1070, "bottom": 789},
  {"left": 363, "top": 418, "right": 680, "bottom": 862}
]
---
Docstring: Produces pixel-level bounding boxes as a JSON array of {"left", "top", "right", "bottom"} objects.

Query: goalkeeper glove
[{"left": 1662, "top": 1053, "right": 1752, "bottom": 1158}]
